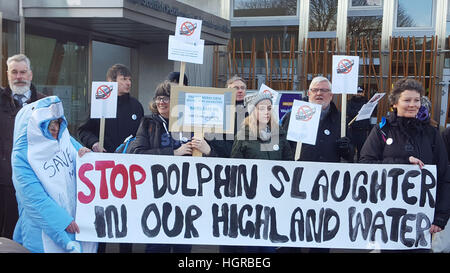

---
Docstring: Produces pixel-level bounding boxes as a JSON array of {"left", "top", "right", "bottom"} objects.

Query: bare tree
[{"left": 309, "top": 0, "right": 338, "bottom": 31}]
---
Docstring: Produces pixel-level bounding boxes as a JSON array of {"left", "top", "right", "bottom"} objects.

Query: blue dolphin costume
[{"left": 11, "top": 96, "right": 97, "bottom": 253}]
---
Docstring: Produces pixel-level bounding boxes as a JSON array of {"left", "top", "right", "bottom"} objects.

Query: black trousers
[{"left": 0, "top": 184, "right": 19, "bottom": 239}]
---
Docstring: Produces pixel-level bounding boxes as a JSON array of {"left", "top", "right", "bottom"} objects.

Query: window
[
  {"left": 351, "top": 0, "right": 382, "bottom": 7},
  {"left": 233, "top": 0, "right": 297, "bottom": 17},
  {"left": 1, "top": 19, "right": 19, "bottom": 87},
  {"left": 396, "top": 0, "right": 433, "bottom": 28},
  {"left": 347, "top": 16, "right": 382, "bottom": 38},
  {"left": 25, "top": 32, "right": 89, "bottom": 136},
  {"left": 309, "top": 0, "right": 338, "bottom": 32}
]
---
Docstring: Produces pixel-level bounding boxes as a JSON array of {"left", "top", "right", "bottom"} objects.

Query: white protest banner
[
  {"left": 286, "top": 100, "right": 322, "bottom": 145},
  {"left": 90, "top": 82, "right": 118, "bottom": 118},
  {"left": 175, "top": 17, "right": 202, "bottom": 44},
  {"left": 331, "top": 56, "right": 360, "bottom": 94},
  {"left": 356, "top": 93, "right": 386, "bottom": 121},
  {"left": 168, "top": 35, "right": 205, "bottom": 64},
  {"left": 184, "top": 93, "right": 225, "bottom": 127},
  {"left": 76, "top": 153, "right": 437, "bottom": 250}
]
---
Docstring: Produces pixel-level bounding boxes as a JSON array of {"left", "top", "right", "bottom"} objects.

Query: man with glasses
[
  {"left": 281, "top": 76, "right": 354, "bottom": 163},
  {"left": 208, "top": 75, "right": 248, "bottom": 158},
  {"left": 0, "top": 54, "right": 45, "bottom": 240},
  {"left": 280, "top": 76, "right": 353, "bottom": 253}
]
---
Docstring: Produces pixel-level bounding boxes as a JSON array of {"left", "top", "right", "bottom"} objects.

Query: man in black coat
[
  {"left": 77, "top": 64, "right": 144, "bottom": 153},
  {"left": 0, "top": 54, "right": 46, "bottom": 239},
  {"left": 281, "top": 76, "right": 353, "bottom": 163},
  {"left": 347, "top": 88, "right": 371, "bottom": 161}
]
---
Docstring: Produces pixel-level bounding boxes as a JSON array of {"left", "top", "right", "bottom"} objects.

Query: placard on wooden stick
[{"left": 169, "top": 86, "right": 236, "bottom": 136}]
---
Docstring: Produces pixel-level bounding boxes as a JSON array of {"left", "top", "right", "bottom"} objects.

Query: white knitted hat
[{"left": 244, "top": 92, "right": 273, "bottom": 114}]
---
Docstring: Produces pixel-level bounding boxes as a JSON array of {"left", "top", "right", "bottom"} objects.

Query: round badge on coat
[
  {"left": 386, "top": 138, "right": 393, "bottom": 145},
  {"left": 273, "top": 144, "right": 279, "bottom": 151},
  {"left": 132, "top": 114, "right": 137, "bottom": 120},
  {"left": 324, "top": 129, "right": 330, "bottom": 136}
]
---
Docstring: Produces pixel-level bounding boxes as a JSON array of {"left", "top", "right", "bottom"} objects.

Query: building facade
[
  {"left": 3, "top": 0, "right": 450, "bottom": 134},
  {"left": 1, "top": 0, "right": 230, "bottom": 135},
  {"left": 221, "top": 0, "right": 450, "bottom": 127}
]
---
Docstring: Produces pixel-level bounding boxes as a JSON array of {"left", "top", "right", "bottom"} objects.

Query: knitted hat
[{"left": 244, "top": 92, "right": 273, "bottom": 114}]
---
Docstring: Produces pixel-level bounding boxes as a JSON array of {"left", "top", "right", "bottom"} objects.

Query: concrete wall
[
  {"left": 138, "top": 42, "right": 174, "bottom": 114},
  {"left": 92, "top": 41, "right": 131, "bottom": 81},
  {"left": 176, "top": 0, "right": 230, "bottom": 20},
  {"left": 137, "top": 42, "right": 216, "bottom": 115}
]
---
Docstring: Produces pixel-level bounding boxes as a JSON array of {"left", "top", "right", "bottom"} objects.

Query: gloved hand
[
  {"left": 66, "top": 241, "right": 81, "bottom": 253},
  {"left": 336, "top": 137, "right": 352, "bottom": 159},
  {"left": 336, "top": 137, "right": 350, "bottom": 150}
]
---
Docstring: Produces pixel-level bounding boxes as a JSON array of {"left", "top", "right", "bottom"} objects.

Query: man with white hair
[
  {"left": 0, "top": 54, "right": 45, "bottom": 240},
  {"left": 281, "top": 76, "right": 353, "bottom": 163}
]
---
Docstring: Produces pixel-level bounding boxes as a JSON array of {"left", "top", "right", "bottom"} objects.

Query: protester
[
  {"left": 280, "top": 76, "right": 353, "bottom": 253},
  {"left": 129, "top": 80, "right": 215, "bottom": 252},
  {"left": 224, "top": 92, "right": 292, "bottom": 253},
  {"left": 347, "top": 87, "right": 371, "bottom": 161},
  {"left": 359, "top": 78, "right": 450, "bottom": 252},
  {"left": 231, "top": 92, "right": 293, "bottom": 160},
  {"left": 78, "top": 63, "right": 144, "bottom": 153},
  {"left": 77, "top": 64, "right": 143, "bottom": 253},
  {"left": 281, "top": 76, "right": 354, "bottom": 163},
  {"left": 208, "top": 75, "right": 248, "bottom": 158},
  {"left": 0, "top": 54, "right": 46, "bottom": 240},
  {"left": 11, "top": 96, "right": 97, "bottom": 253}
]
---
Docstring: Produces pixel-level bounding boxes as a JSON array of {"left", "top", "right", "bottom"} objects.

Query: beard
[{"left": 10, "top": 80, "right": 31, "bottom": 95}]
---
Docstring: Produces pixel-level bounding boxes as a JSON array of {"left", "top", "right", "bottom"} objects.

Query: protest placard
[
  {"left": 168, "top": 35, "right": 205, "bottom": 64},
  {"left": 175, "top": 17, "right": 203, "bottom": 44},
  {"left": 76, "top": 153, "right": 437, "bottom": 250},
  {"left": 331, "top": 56, "right": 360, "bottom": 94},
  {"left": 356, "top": 93, "right": 386, "bottom": 121},
  {"left": 168, "top": 85, "right": 236, "bottom": 135},
  {"left": 90, "top": 82, "right": 118, "bottom": 118},
  {"left": 286, "top": 100, "right": 322, "bottom": 145}
]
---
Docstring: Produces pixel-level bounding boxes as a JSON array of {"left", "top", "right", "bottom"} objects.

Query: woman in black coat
[
  {"left": 129, "top": 80, "right": 214, "bottom": 253},
  {"left": 359, "top": 78, "right": 450, "bottom": 235},
  {"left": 129, "top": 80, "right": 213, "bottom": 157}
]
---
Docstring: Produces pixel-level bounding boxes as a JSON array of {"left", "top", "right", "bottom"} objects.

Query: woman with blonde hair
[{"left": 231, "top": 92, "right": 292, "bottom": 160}]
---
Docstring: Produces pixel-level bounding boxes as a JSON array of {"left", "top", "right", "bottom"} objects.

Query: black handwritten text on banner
[{"left": 75, "top": 153, "right": 436, "bottom": 250}]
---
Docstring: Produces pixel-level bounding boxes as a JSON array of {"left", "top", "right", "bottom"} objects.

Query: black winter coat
[
  {"left": 281, "top": 101, "right": 353, "bottom": 162},
  {"left": 77, "top": 93, "right": 144, "bottom": 153},
  {"left": 0, "top": 84, "right": 45, "bottom": 185},
  {"left": 129, "top": 113, "right": 217, "bottom": 157},
  {"left": 359, "top": 113, "right": 450, "bottom": 229}
]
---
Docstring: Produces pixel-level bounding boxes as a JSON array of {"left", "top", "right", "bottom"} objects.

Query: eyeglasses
[
  {"left": 232, "top": 85, "right": 246, "bottom": 91},
  {"left": 154, "top": 96, "right": 170, "bottom": 103},
  {"left": 309, "top": 88, "right": 331, "bottom": 94}
]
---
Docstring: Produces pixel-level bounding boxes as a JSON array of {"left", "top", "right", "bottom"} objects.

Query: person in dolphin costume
[{"left": 11, "top": 96, "right": 97, "bottom": 253}]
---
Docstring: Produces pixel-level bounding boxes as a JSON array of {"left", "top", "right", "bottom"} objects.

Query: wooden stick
[
  {"left": 361, "top": 37, "right": 367, "bottom": 94},
  {"left": 341, "top": 94, "right": 347, "bottom": 138},
  {"left": 99, "top": 117, "right": 105, "bottom": 151},
  {"left": 240, "top": 38, "right": 244, "bottom": 78},
  {"left": 412, "top": 37, "right": 417, "bottom": 79},
  {"left": 348, "top": 115, "right": 358, "bottom": 127},
  {"left": 294, "top": 142, "right": 302, "bottom": 161},
  {"left": 278, "top": 37, "right": 283, "bottom": 90}
]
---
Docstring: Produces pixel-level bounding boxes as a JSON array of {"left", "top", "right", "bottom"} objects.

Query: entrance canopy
[{"left": 23, "top": 0, "right": 230, "bottom": 46}]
